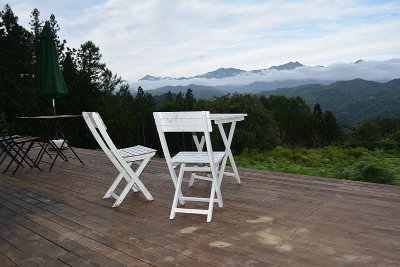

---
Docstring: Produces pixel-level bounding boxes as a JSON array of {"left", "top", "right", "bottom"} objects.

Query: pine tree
[
  {"left": 77, "top": 41, "right": 105, "bottom": 86},
  {"left": 321, "top": 111, "right": 342, "bottom": 144},
  {"left": 184, "top": 88, "right": 196, "bottom": 110},
  {"left": 175, "top": 92, "right": 184, "bottom": 110},
  {"left": 49, "top": 14, "right": 66, "bottom": 60},
  {"left": 29, "top": 8, "right": 41, "bottom": 40},
  {"left": 313, "top": 103, "right": 323, "bottom": 146},
  {"left": 0, "top": 4, "right": 36, "bottom": 116},
  {"left": 166, "top": 90, "right": 174, "bottom": 103},
  {"left": 133, "top": 86, "right": 155, "bottom": 145},
  {"left": 29, "top": 8, "right": 41, "bottom": 60}
]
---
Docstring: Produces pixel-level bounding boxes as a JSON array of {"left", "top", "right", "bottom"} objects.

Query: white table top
[{"left": 210, "top": 113, "right": 247, "bottom": 124}]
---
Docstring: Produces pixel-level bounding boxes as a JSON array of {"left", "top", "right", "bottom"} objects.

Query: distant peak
[
  {"left": 139, "top": 75, "right": 162, "bottom": 81},
  {"left": 194, "top": 67, "right": 246, "bottom": 79},
  {"left": 355, "top": 59, "right": 364, "bottom": 64},
  {"left": 269, "top": 61, "right": 304, "bottom": 71}
]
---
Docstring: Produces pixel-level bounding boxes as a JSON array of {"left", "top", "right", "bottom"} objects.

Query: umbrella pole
[
  {"left": 52, "top": 98, "right": 59, "bottom": 139},
  {"left": 52, "top": 98, "right": 56, "bottom": 116}
]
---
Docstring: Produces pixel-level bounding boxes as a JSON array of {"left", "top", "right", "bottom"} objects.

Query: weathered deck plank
[{"left": 0, "top": 148, "right": 399, "bottom": 266}]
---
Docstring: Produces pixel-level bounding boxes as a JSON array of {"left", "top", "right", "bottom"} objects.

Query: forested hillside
[
  {"left": 260, "top": 79, "right": 400, "bottom": 126},
  {"left": 148, "top": 78, "right": 400, "bottom": 126},
  {"left": 148, "top": 84, "right": 226, "bottom": 99}
]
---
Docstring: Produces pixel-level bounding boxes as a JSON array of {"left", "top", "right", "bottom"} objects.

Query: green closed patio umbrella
[{"left": 38, "top": 21, "right": 68, "bottom": 116}]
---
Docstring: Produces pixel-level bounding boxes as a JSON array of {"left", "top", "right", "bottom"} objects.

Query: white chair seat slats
[
  {"left": 119, "top": 145, "right": 157, "bottom": 162},
  {"left": 172, "top": 151, "right": 225, "bottom": 164}
]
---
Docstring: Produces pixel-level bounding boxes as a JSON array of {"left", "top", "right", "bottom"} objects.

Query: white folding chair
[
  {"left": 153, "top": 111, "right": 225, "bottom": 222},
  {"left": 82, "top": 112, "right": 156, "bottom": 207}
]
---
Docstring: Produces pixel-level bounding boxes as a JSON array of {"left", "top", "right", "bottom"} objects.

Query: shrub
[
  {"left": 346, "top": 146, "right": 369, "bottom": 158},
  {"left": 343, "top": 161, "right": 395, "bottom": 184},
  {"left": 376, "top": 138, "right": 399, "bottom": 151},
  {"left": 236, "top": 146, "right": 400, "bottom": 185}
]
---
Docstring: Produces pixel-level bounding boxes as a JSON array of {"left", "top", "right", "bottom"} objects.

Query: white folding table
[{"left": 190, "top": 113, "right": 247, "bottom": 186}]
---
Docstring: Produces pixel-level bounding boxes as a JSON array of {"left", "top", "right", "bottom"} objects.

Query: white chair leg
[
  {"left": 104, "top": 162, "right": 139, "bottom": 199},
  {"left": 170, "top": 163, "right": 185, "bottom": 219},
  {"left": 212, "top": 167, "right": 223, "bottom": 208},
  {"left": 121, "top": 162, "right": 140, "bottom": 192},
  {"left": 125, "top": 157, "right": 154, "bottom": 201},
  {"left": 228, "top": 151, "right": 241, "bottom": 184},
  {"left": 207, "top": 183, "right": 216, "bottom": 222},
  {"left": 170, "top": 166, "right": 185, "bottom": 205},
  {"left": 129, "top": 159, "right": 148, "bottom": 194},
  {"left": 113, "top": 175, "right": 137, "bottom": 207},
  {"left": 218, "top": 155, "right": 228, "bottom": 187},
  {"left": 131, "top": 183, "right": 140, "bottom": 192},
  {"left": 189, "top": 171, "right": 195, "bottom": 187},
  {"left": 104, "top": 170, "right": 125, "bottom": 199},
  {"left": 112, "top": 157, "right": 153, "bottom": 207}
]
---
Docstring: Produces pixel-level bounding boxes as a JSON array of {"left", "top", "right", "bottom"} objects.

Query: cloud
[
  {"left": 4, "top": 0, "right": 400, "bottom": 81},
  {"left": 131, "top": 58, "right": 400, "bottom": 90}
]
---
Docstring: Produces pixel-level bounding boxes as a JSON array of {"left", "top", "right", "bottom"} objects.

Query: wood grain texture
[{"left": 0, "top": 147, "right": 399, "bottom": 266}]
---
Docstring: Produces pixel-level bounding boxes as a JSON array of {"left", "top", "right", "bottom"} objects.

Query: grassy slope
[{"left": 235, "top": 146, "right": 400, "bottom": 184}]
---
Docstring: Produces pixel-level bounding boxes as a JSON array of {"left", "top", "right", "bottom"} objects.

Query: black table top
[{"left": 17, "top": 115, "right": 82, "bottom": 119}]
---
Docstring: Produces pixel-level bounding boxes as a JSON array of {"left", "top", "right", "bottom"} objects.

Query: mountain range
[
  {"left": 136, "top": 59, "right": 400, "bottom": 94},
  {"left": 133, "top": 59, "right": 400, "bottom": 125},
  {"left": 149, "top": 79, "right": 400, "bottom": 126},
  {"left": 139, "top": 61, "right": 304, "bottom": 81},
  {"left": 141, "top": 61, "right": 332, "bottom": 94},
  {"left": 139, "top": 61, "right": 305, "bottom": 81}
]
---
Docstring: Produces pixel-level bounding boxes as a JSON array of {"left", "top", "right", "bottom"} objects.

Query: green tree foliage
[
  {"left": 77, "top": 41, "right": 105, "bottom": 85},
  {"left": 261, "top": 95, "right": 316, "bottom": 147},
  {"left": 29, "top": 8, "right": 41, "bottom": 66},
  {"left": 349, "top": 118, "right": 400, "bottom": 151},
  {"left": 321, "top": 110, "right": 343, "bottom": 145},
  {"left": 313, "top": 103, "right": 323, "bottom": 145},
  {"left": 174, "top": 92, "right": 185, "bottom": 110},
  {"left": 134, "top": 86, "right": 155, "bottom": 146},
  {"left": 207, "top": 94, "right": 280, "bottom": 151},
  {"left": 260, "top": 78, "right": 400, "bottom": 126},
  {"left": 67, "top": 40, "right": 121, "bottom": 115},
  {"left": 48, "top": 14, "right": 66, "bottom": 60},
  {"left": 159, "top": 90, "right": 176, "bottom": 111},
  {"left": 313, "top": 103, "right": 343, "bottom": 146},
  {"left": 166, "top": 91, "right": 174, "bottom": 103},
  {"left": 184, "top": 88, "right": 196, "bottom": 110},
  {"left": 0, "top": 4, "right": 37, "bottom": 116}
]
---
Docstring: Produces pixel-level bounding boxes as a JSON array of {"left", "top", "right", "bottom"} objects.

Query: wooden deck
[{"left": 0, "top": 148, "right": 399, "bottom": 266}]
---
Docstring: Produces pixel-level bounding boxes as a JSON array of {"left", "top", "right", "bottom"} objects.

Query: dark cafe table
[{"left": 17, "top": 115, "right": 84, "bottom": 171}]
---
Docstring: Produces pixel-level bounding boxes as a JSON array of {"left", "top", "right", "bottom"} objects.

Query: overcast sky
[{"left": 5, "top": 0, "right": 400, "bottom": 81}]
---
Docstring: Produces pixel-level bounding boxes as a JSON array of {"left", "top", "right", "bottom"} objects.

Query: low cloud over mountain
[{"left": 131, "top": 59, "right": 400, "bottom": 92}]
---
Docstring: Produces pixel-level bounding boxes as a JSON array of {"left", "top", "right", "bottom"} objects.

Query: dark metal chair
[{"left": 0, "top": 114, "right": 46, "bottom": 175}]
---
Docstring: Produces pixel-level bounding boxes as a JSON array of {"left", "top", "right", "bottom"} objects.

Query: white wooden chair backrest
[
  {"left": 153, "top": 111, "right": 215, "bottom": 165},
  {"left": 153, "top": 111, "right": 212, "bottom": 133},
  {"left": 82, "top": 112, "right": 120, "bottom": 159}
]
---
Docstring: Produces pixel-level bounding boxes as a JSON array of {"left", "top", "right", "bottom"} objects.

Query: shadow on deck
[{"left": 0, "top": 148, "right": 399, "bottom": 266}]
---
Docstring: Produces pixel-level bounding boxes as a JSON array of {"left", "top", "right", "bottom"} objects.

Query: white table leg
[
  {"left": 192, "top": 133, "right": 205, "bottom": 151},
  {"left": 191, "top": 121, "right": 242, "bottom": 185},
  {"left": 189, "top": 133, "right": 206, "bottom": 186},
  {"left": 217, "top": 122, "right": 241, "bottom": 184}
]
